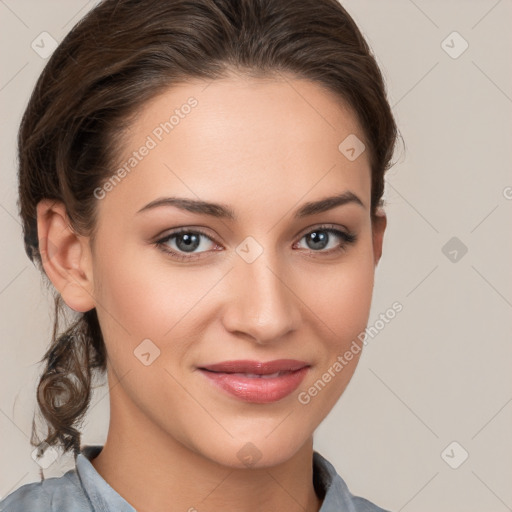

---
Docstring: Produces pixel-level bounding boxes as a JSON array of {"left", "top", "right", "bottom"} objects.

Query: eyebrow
[{"left": 136, "top": 191, "right": 365, "bottom": 220}]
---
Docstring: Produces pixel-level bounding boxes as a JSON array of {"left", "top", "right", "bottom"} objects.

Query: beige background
[{"left": 1, "top": 1, "right": 511, "bottom": 511}]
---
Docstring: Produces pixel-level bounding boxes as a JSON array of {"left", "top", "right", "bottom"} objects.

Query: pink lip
[{"left": 198, "top": 359, "right": 310, "bottom": 403}]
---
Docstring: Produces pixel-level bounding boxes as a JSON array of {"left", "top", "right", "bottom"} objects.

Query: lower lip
[{"left": 199, "top": 367, "right": 309, "bottom": 403}]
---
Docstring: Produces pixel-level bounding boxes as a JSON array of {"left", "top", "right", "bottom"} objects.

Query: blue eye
[
  {"left": 155, "top": 224, "right": 357, "bottom": 262},
  {"left": 155, "top": 229, "right": 218, "bottom": 260},
  {"left": 295, "top": 226, "right": 357, "bottom": 253}
]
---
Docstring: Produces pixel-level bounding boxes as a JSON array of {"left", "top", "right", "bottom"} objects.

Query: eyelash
[{"left": 154, "top": 224, "right": 357, "bottom": 262}]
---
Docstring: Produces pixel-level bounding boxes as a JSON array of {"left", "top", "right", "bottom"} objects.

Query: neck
[{"left": 90, "top": 374, "right": 323, "bottom": 512}]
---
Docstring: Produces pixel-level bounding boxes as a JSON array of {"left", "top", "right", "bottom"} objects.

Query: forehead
[{"left": 97, "top": 74, "right": 371, "bottom": 222}]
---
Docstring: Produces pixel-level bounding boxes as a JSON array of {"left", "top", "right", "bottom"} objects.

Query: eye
[
  {"left": 294, "top": 225, "right": 357, "bottom": 254},
  {"left": 155, "top": 224, "right": 357, "bottom": 262},
  {"left": 155, "top": 228, "right": 220, "bottom": 261}
]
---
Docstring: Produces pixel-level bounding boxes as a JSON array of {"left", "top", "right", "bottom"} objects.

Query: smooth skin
[{"left": 36, "top": 71, "right": 386, "bottom": 512}]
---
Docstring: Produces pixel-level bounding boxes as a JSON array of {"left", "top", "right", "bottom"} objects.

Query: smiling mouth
[
  {"left": 198, "top": 358, "right": 309, "bottom": 374},
  {"left": 197, "top": 359, "right": 310, "bottom": 403},
  {"left": 201, "top": 369, "right": 295, "bottom": 378}
]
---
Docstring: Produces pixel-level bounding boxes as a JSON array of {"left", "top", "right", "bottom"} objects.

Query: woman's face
[{"left": 85, "top": 73, "right": 385, "bottom": 467}]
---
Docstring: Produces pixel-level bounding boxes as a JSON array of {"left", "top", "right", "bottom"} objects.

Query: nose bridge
[{"left": 222, "top": 246, "right": 300, "bottom": 343}]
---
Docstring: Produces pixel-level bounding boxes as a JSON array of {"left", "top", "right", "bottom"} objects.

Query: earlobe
[
  {"left": 372, "top": 208, "right": 387, "bottom": 266},
  {"left": 36, "top": 199, "right": 96, "bottom": 313}
]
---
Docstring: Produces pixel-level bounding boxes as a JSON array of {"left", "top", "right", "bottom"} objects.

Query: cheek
[
  {"left": 296, "top": 246, "right": 375, "bottom": 413},
  {"left": 93, "top": 238, "right": 187, "bottom": 327},
  {"left": 304, "top": 243, "right": 375, "bottom": 347},
  {"left": 91, "top": 243, "right": 224, "bottom": 370}
]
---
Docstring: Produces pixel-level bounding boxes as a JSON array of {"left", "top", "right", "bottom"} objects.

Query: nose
[{"left": 220, "top": 251, "right": 301, "bottom": 345}]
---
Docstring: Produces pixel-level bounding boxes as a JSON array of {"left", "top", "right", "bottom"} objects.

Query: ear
[
  {"left": 371, "top": 208, "right": 387, "bottom": 266},
  {"left": 36, "top": 199, "right": 96, "bottom": 313}
]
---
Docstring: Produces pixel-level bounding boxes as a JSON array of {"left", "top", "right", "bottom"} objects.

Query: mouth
[
  {"left": 198, "top": 359, "right": 310, "bottom": 403},
  {"left": 199, "top": 359, "right": 308, "bottom": 374},
  {"left": 202, "top": 370, "right": 295, "bottom": 378}
]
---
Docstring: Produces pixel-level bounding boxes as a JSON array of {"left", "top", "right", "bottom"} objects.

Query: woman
[{"left": 1, "top": 0, "right": 398, "bottom": 510}]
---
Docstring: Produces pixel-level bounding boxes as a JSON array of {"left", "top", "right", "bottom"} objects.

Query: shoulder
[
  {"left": 350, "top": 496, "right": 391, "bottom": 512},
  {"left": 0, "top": 469, "right": 92, "bottom": 512}
]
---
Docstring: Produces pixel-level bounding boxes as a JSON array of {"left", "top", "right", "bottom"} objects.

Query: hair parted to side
[{"left": 18, "top": 0, "right": 401, "bottom": 457}]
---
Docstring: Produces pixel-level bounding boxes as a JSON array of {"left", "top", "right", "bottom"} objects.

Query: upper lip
[{"left": 199, "top": 359, "right": 309, "bottom": 374}]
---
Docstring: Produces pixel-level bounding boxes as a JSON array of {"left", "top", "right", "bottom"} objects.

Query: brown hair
[{"left": 18, "top": 0, "right": 401, "bottom": 457}]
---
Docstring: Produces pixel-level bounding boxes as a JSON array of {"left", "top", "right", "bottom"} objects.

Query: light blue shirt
[{"left": 0, "top": 445, "right": 391, "bottom": 511}]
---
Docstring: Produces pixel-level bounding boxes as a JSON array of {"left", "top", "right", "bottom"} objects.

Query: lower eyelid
[
  {"left": 296, "top": 228, "right": 356, "bottom": 245},
  {"left": 158, "top": 231, "right": 217, "bottom": 252}
]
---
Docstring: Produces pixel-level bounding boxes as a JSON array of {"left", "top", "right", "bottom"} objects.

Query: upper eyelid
[
  {"left": 158, "top": 227, "right": 216, "bottom": 242},
  {"left": 296, "top": 223, "right": 350, "bottom": 239}
]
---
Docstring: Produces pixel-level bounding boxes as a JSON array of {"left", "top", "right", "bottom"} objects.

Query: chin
[{"left": 192, "top": 429, "right": 311, "bottom": 470}]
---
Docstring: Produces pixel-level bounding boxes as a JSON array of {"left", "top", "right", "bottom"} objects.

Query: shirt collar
[
  {"left": 76, "top": 445, "right": 136, "bottom": 511},
  {"left": 313, "top": 451, "right": 364, "bottom": 512},
  {"left": 76, "top": 445, "right": 353, "bottom": 512}
]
